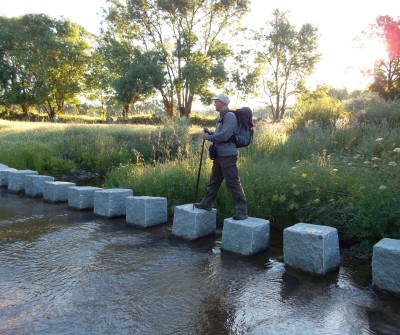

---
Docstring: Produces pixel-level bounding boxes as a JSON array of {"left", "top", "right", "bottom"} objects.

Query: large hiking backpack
[{"left": 225, "top": 107, "right": 254, "bottom": 148}]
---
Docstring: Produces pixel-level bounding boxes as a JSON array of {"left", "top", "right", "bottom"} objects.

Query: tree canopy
[
  {"left": 365, "top": 15, "right": 400, "bottom": 100},
  {"left": 250, "top": 9, "right": 320, "bottom": 121},
  {"left": 0, "top": 14, "right": 91, "bottom": 117},
  {"left": 103, "top": 0, "right": 249, "bottom": 117}
]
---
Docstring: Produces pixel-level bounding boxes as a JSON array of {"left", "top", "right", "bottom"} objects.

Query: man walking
[{"left": 194, "top": 94, "right": 248, "bottom": 220}]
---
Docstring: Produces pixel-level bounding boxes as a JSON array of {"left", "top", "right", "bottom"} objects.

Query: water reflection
[{"left": 1, "top": 188, "right": 400, "bottom": 334}]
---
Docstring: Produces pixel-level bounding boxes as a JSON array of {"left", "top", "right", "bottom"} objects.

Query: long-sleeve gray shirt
[{"left": 207, "top": 108, "right": 238, "bottom": 156}]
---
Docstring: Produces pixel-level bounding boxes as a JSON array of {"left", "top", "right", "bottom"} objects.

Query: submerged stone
[
  {"left": 283, "top": 223, "right": 340, "bottom": 275},
  {"left": 221, "top": 217, "right": 270, "bottom": 256},
  {"left": 372, "top": 238, "right": 400, "bottom": 293},
  {"left": 126, "top": 196, "right": 167, "bottom": 227},
  {"left": 172, "top": 203, "right": 217, "bottom": 240}
]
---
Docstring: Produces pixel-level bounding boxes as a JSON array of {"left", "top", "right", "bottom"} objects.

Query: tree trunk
[
  {"left": 57, "top": 101, "right": 64, "bottom": 114},
  {"left": 46, "top": 102, "right": 55, "bottom": 118},
  {"left": 123, "top": 103, "right": 130, "bottom": 119},
  {"left": 21, "top": 104, "right": 30, "bottom": 116},
  {"left": 182, "top": 95, "right": 193, "bottom": 118},
  {"left": 162, "top": 97, "right": 174, "bottom": 117}
]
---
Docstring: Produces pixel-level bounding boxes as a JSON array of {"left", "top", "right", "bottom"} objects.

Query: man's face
[{"left": 214, "top": 99, "right": 225, "bottom": 112}]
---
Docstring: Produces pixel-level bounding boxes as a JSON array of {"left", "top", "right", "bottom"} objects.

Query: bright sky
[{"left": 1, "top": 0, "right": 399, "bottom": 93}]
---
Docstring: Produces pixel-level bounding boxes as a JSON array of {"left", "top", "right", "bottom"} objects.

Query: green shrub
[{"left": 293, "top": 95, "right": 345, "bottom": 130}]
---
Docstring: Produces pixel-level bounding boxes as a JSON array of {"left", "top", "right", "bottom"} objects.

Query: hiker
[{"left": 194, "top": 93, "right": 248, "bottom": 220}]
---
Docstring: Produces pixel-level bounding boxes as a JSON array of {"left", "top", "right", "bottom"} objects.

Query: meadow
[{"left": 1, "top": 92, "right": 400, "bottom": 257}]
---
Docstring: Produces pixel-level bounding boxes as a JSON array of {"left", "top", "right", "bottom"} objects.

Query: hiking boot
[
  {"left": 194, "top": 202, "right": 212, "bottom": 211},
  {"left": 232, "top": 213, "right": 248, "bottom": 220}
]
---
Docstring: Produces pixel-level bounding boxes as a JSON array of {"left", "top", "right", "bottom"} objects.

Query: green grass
[{"left": 2, "top": 95, "right": 400, "bottom": 258}]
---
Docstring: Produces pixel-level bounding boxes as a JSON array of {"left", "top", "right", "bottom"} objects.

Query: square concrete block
[
  {"left": 8, "top": 170, "right": 38, "bottom": 193},
  {"left": 283, "top": 223, "right": 340, "bottom": 275},
  {"left": 25, "top": 175, "right": 55, "bottom": 197},
  {"left": 43, "top": 181, "right": 76, "bottom": 203},
  {"left": 94, "top": 188, "right": 133, "bottom": 218},
  {"left": 0, "top": 168, "right": 17, "bottom": 187},
  {"left": 68, "top": 186, "right": 102, "bottom": 210},
  {"left": 126, "top": 196, "right": 168, "bottom": 227},
  {"left": 172, "top": 204, "right": 217, "bottom": 240},
  {"left": 221, "top": 217, "right": 270, "bottom": 256},
  {"left": 372, "top": 238, "right": 400, "bottom": 293}
]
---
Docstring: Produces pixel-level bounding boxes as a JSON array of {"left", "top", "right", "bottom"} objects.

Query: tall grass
[{"left": 1, "top": 95, "right": 400, "bottom": 257}]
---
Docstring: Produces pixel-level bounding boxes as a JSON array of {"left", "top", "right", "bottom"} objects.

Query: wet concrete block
[
  {"left": 8, "top": 170, "right": 39, "bottom": 193},
  {"left": 283, "top": 223, "right": 340, "bottom": 275},
  {"left": 126, "top": 196, "right": 168, "bottom": 227},
  {"left": 68, "top": 186, "right": 103, "bottom": 210},
  {"left": 25, "top": 175, "right": 55, "bottom": 198},
  {"left": 172, "top": 204, "right": 217, "bottom": 240},
  {"left": 0, "top": 168, "right": 17, "bottom": 187},
  {"left": 221, "top": 217, "right": 270, "bottom": 256},
  {"left": 94, "top": 189, "right": 133, "bottom": 218},
  {"left": 372, "top": 238, "right": 400, "bottom": 293},
  {"left": 43, "top": 181, "right": 76, "bottom": 203}
]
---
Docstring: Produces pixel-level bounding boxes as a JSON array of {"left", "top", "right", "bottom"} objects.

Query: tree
[
  {"left": 34, "top": 19, "right": 91, "bottom": 116},
  {"left": 252, "top": 9, "right": 320, "bottom": 121},
  {"left": 103, "top": 0, "right": 249, "bottom": 117},
  {"left": 0, "top": 15, "right": 50, "bottom": 115},
  {"left": 112, "top": 49, "right": 165, "bottom": 118},
  {"left": 364, "top": 15, "right": 400, "bottom": 100},
  {"left": 85, "top": 44, "right": 115, "bottom": 120},
  {"left": 0, "top": 14, "right": 91, "bottom": 117}
]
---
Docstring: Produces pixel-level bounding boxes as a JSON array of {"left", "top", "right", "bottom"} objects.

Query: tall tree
[
  {"left": 0, "top": 14, "right": 91, "bottom": 117},
  {"left": 113, "top": 49, "right": 165, "bottom": 118},
  {"left": 103, "top": 0, "right": 249, "bottom": 117},
  {"left": 365, "top": 15, "right": 400, "bottom": 100},
  {"left": 252, "top": 9, "right": 320, "bottom": 121},
  {"left": 34, "top": 18, "right": 91, "bottom": 116},
  {"left": 0, "top": 15, "right": 50, "bottom": 115}
]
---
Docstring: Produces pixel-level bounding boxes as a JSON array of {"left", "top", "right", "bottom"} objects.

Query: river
[{"left": 0, "top": 188, "right": 399, "bottom": 335}]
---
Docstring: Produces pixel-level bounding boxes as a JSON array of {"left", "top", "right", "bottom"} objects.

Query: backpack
[{"left": 223, "top": 107, "right": 254, "bottom": 148}]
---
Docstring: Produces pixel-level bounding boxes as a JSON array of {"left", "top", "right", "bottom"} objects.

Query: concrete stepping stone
[
  {"left": 25, "top": 175, "right": 55, "bottom": 198},
  {"left": 283, "top": 223, "right": 340, "bottom": 275},
  {"left": 126, "top": 196, "right": 168, "bottom": 227},
  {"left": 172, "top": 204, "right": 217, "bottom": 240},
  {"left": 221, "top": 217, "right": 270, "bottom": 256},
  {"left": 43, "top": 181, "right": 76, "bottom": 203},
  {"left": 8, "top": 170, "right": 38, "bottom": 193},
  {"left": 94, "top": 188, "right": 133, "bottom": 218},
  {"left": 68, "top": 186, "right": 102, "bottom": 210},
  {"left": 0, "top": 168, "right": 17, "bottom": 187},
  {"left": 372, "top": 238, "right": 400, "bottom": 293}
]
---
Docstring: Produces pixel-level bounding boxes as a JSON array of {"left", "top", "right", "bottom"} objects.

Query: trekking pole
[{"left": 193, "top": 138, "right": 206, "bottom": 209}]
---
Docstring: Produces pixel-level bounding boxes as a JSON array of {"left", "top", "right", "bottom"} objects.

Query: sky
[{"left": 1, "top": 0, "right": 400, "bottom": 94}]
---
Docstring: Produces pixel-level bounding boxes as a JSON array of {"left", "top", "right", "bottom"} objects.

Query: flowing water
[{"left": 1, "top": 188, "right": 400, "bottom": 335}]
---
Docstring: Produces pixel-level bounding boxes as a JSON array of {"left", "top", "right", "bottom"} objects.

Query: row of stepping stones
[{"left": 0, "top": 164, "right": 399, "bottom": 294}]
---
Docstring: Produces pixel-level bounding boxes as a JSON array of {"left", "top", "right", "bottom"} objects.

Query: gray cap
[{"left": 211, "top": 94, "right": 230, "bottom": 105}]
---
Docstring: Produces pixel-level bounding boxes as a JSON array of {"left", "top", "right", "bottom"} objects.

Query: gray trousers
[{"left": 200, "top": 155, "right": 247, "bottom": 214}]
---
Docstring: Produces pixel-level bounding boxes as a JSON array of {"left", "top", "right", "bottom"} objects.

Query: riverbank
[{"left": 1, "top": 96, "right": 400, "bottom": 258}]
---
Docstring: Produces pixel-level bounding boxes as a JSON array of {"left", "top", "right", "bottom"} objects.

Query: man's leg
[
  {"left": 221, "top": 155, "right": 247, "bottom": 215},
  {"left": 198, "top": 158, "right": 224, "bottom": 208}
]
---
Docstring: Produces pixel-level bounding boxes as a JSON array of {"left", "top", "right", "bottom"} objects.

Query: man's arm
[{"left": 207, "top": 113, "right": 237, "bottom": 143}]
